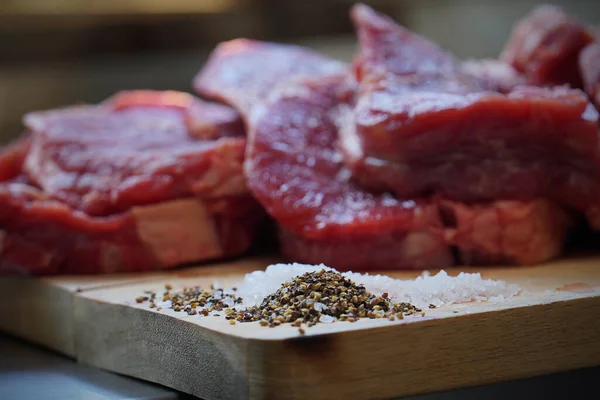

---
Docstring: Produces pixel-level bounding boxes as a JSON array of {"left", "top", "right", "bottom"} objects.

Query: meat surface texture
[
  {"left": 24, "top": 90, "right": 248, "bottom": 217},
  {"left": 5, "top": 4, "right": 598, "bottom": 275},
  {"left": 579, "top": 43, "right": 600, "bottom": 109},
  {"left": 195, "top": 42, "right": 452, "bottom": 270},
  {"left": 0, "top": 135, "right": 30, "bottom": 182},
  {"left": 461, "top": 59, "right": 526, "bottom": 93},
  {"left": 344, "top": 4, "right": 600, "bottom": 231},
  {"left": 0, "top": 183, "right": 261, "bottom": 275},
  {"left": 193, "top": 39, "right": 347, "bottom": 116},
  {"left": 247, "top": 79, "right": 451, "bottom": 270},
  {"left": 500, "top": 4, "right": 594, "bottom": 88},
  {"left": 0, "top": 91, "right": 264, "bottom": 275},
  {"left": 441, "top": 199, "right": 573, "bottom": 266}
]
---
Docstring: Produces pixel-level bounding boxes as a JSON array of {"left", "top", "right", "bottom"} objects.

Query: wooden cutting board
[
  {"left": 0, "top": 257, "right": 277, "bottom": 356},
  {"left": 1, "top": 255, "right": 599, "bottom": 400},
  {"left": 0, "top": 270, "right": 166, "bottom": 356}
]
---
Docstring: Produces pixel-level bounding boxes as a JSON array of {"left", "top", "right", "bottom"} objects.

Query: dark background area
[{"left": 0, "top": 0, "right": 598, "bottom": 143}]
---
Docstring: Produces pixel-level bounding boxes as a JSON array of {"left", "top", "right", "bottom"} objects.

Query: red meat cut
[
  {"left": 110, "top": 90, "right": 245, "bottom": 140},
  {"left": 248, "top": 77, "right": 452, "bottom": 270},
  {"left": 440, "top": 199, "right": 573, "bottom": 265},
  {"left": 24, "top": 90, "right": 248, "bottom": 217},
  {"left": 343, "top": 4, "right": 600, "bottom": 231},
  {"left": 1, "top": 91, "right": 264, "bottom": 275},
  {"left": 195, "top": 24, "right": 574, "bottom": 267},
  {"left": 500, "top": 4, "right": 594, "bottom": 88},
  {"left": 194, "top": 41, "right": 452, "bottom": 270},
  {"left": 461, "top": 59, "right": 526, "bottom": 93},
  {"left": 0, "top": 182, "right": 261, "bottom": 275},
  {"left": 193, "top": 39, "right": 347, "bottom": 116},
  {"left": 579, "top": 43, "right": 600, "bottom": 110},
  {"left": 0, "top": 135, "right": 30, "bottom": 182}
]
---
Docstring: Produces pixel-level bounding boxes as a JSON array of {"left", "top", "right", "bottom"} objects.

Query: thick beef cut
[
  {"left": 441, "top": 199, "right": 573, "bottom": 265},
  {"left": 109, "top": 90, "right": 245, "bottom": 140},
  {"left": 1, "top": 91, "right": 264, "bottom": 275},
  {"left": 0, "top": 135, "right": 30, "bottom": 182},
  {"left": 579, "top": 43, "right": 600, "bottom": 109},
  {"left": 24, "top": 90, "right": 248, "bottom": 216},
  {"left": 461, "top": 59, "right": 526, "bottom": 93},
  {"left": 0, "top": 185, "right": 260, "bottom": 275},
  {"left": 343, "top": 4, "right": 600, "bottom": 232},
  {"left": 194, "top": 42, "right": 452, "bottom": 270},
  {"left": 248, "top": 78, "right": 452, "bottom": 270},
  {"left": 500, "top": 4, "right": 594, "bottom": 88},
  {"left": 193, "top": 39, "right": 347, "bottom": 116}
]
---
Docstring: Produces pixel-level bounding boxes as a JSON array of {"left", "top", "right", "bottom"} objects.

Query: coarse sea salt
[{"left": 234, "top": 263, "right": 520, "bottom": 309}]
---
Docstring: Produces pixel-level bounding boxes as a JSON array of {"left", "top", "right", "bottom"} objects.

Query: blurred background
[{"left": 0, "top": 0, "right": 598, "bottom": 143}]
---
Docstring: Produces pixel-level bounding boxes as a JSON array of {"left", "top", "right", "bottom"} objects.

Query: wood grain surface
[
  {"left": 0, "top": 257, "right": 277, "bottom": 356},
  {"left": 1, "top": 255, "right": 599, "bottom": 399}
]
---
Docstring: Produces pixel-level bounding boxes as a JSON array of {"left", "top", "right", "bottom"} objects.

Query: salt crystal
[
  {"left": 319, "top": 315, "right": 336, "bottom": 324},
  {"left": 221, "top": 297, "right": 234, "bottom": 308},
  {"left": 234, "top": 263, "right": 521, "bottom": 309},
  {"left": 314, "top": 302, "right": 327, "bottom": 312}
]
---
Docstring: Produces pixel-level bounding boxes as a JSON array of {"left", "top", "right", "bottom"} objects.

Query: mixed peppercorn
[{"left": 135, "top": 269, "right": 423, "bottom": 334}]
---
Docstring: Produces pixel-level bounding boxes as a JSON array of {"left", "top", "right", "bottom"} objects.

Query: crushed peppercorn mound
[
  {"left": 230, "top": 270, "right": 422, "bottom": 328},
  {"left": 136, "top": 270, "right": 423, "bottom": 333}
]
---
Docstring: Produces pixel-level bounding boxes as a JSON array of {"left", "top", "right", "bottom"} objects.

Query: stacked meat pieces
[
  {"left": 2, "top": 3, "right": 599, "bottom": 274},
  {"left": 194, "top": 4, "right": 600, "bottom": 270},
  {"left": 0, "top": 91, "right": 264, "bottom": 274}
]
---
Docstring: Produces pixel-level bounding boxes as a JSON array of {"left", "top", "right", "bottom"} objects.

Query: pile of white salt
[{"left": 233, "top": 263, "right": 521, "bottom": 309}]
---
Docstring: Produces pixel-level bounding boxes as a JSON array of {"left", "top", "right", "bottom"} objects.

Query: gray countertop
[{"left": 0, "top": 334, "right": 177, "bottom": 400}]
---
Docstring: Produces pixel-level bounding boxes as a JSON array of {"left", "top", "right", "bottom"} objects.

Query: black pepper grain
[
  {"left": 227, "top": 269, "right": 421, "bottom": 328},
  {"left": 135, "top": 269, "right": 422, "bottom": 330}
]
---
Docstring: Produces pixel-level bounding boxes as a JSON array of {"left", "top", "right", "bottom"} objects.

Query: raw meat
[
  {"left": 193, "top": 39, "right": 347, "bottom": 116},
  {"left": 0, "top": 184, "right": 261, "bottom": 275},
  {"left": 0, "top": 135, "right": 30, "bottom": 182},
  {"left": 109, "top": 90, "right": 245, "bottom": 140},
  {"left": 247, "top": 77, "right": 452, "bottom": 270},
  {"left": 579, "top": 43, "right": 600, "bottom": 109},
  {"left": 0, "top": 91, "right": 264, "bottom": 275},
  {"left": 500, "top": 4, "right": 594, "bottom": 88},
  {"left": 441, "top": 199, "right": 573, "bottom": 266},
  {"left": 461, "top": 59, "right": 526, "bottom": 93},
  {"left": 194, "top": 42, "right": 452, "bottom": 270},
  {"left": 24, "top": 90, "right": 248, "bottom": 216},
  {"left": 344, "top": 4, "right": 600, "bottom": 230}
]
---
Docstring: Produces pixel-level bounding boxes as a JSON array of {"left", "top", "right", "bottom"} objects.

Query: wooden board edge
[
  {"left": 73, "top": 288, "right": 600, "bottom": 400},
  {"left": 73, "top": 295, "right": 252, "bottom": 400},
  {"left": 0, "top": 278, "right": 75, "bottom": 356},
  {"left": 250, "top": 296, "right": 600, "bottom": 399},
  {"left": 0, "top": 256, "right": 277, "bottom": 357}
]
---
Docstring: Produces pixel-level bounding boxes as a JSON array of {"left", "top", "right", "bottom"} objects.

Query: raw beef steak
[
  {"left": 461, "top": 59, "right": 526, "bottom": 93},
  {"left": 500, "top": 4, "right": 594, "bottom": 88},
  {"left": 343, "top": 4, "right": 600, "bottom": 230},
  {"left": 193, "top": 39, "right": 347, "bottom": 116},
  {"left": 579, "top": 43, "right": 600, "bottom": 110},
  {"left": 441, "top": 199, "right": 573, "bottom": 266},
  {"left": 250, "top": 78, "right": 453, "bottom": 270},
  {"left": 0, "top": 135, "right": 30, "bottom": 182},
  {"left": 194, "top": 42, "right": 452, "bottom": 270},
  {"left": 0, "top": 91, "right": 264, "bottom": 275},
  {"left": 194, "top": 35, "right": 570, "bottom": 267},
  {"left": 24, "top": 90, "right": 248, "bottom": 216},
  {"left": 0, "top": 183, "right": 261, "bottom": 275}
]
